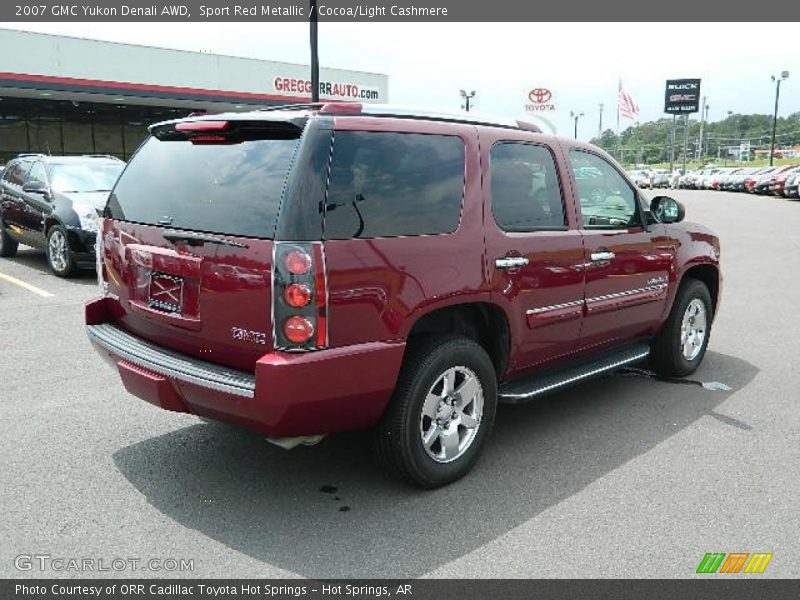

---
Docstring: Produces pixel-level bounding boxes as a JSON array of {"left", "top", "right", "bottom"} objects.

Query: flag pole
[{"left": 616, "top": 78, "right": 621, "bottom": 160}]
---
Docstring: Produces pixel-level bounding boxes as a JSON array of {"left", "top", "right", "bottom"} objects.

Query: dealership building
[{"left": 0, "top": 29, "right": 389, "bottom": 163}]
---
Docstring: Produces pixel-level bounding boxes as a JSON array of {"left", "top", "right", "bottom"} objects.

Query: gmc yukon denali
[{"left": 85, "top": 104, "right": 721, "bottom": 488}]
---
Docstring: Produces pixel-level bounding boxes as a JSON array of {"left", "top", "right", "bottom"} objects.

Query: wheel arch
[
  {"left": 679, "top": 262, "right": 720, "bottom": 318},
  {"left": 405, "top": 302, "right": 510, "bottom": 380}
]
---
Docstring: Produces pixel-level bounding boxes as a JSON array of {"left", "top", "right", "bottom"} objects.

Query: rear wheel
[
  {"left": 375, "top": 334, "right": 497, "bottom": 488},
  {"left": 0, "top": 216, "right": 19, "bottom": 258},
  {"left": 650, "top": 279, "right": 713, "bottom": 377},
  {"left": 46, "top": 225, "right": 76, "bottom": 278}
]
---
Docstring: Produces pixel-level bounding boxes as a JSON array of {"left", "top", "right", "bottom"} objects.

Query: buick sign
[{"left": 664, "top": 79, "right": 701, "bottom": 113}]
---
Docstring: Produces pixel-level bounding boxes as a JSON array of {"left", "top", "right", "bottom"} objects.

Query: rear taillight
[{"left": 272, "top": 242, "right": 328, "bottom": 351}]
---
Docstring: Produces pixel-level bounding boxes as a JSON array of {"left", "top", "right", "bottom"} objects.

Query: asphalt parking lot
[{"left": 1, "top": 189, "right": 798, "bottom": 579}]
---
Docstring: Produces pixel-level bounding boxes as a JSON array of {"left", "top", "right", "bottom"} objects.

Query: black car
[{"left": 0, "top": 154, "right": 124, "bottom": 277}]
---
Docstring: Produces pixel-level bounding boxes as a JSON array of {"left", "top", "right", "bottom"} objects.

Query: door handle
[
  {"left": 495, "top": 256, "right": 529, "bottom": 269},
  {"left": 590, "top": 251, "right": 615, "bottom": 261}
]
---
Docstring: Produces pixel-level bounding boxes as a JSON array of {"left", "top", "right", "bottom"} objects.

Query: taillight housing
[{"left": 272, "top": 241, "right": 328, "bottom": 351}]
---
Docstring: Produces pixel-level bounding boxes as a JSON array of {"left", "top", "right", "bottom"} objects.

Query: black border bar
[
  {"left": 4, "top": 579, "right": 800, "bottom": 600},
  {"left": 1, "top": 1, "right": 800, "bottom": 21}
]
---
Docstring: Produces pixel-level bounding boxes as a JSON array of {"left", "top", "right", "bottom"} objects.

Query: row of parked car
[
  {"left": 674, "top": 165, "right": 800, "bottom": 197},
  {"left": 626, "top": 168, "right": 672, "bottom": 189},
  {"left": 627, "top": 165, "right": 800, "bottom": 198}
]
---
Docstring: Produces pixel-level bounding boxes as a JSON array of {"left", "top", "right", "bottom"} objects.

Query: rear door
[
  {"left": 565, "top": 148, "right": 671, "bottom": 353},
  {"left": 101, "top": 119, "right": 306, "bottom": 371},
  {"left": 482, "top": 131, "right": 586, "bottom": 373}
]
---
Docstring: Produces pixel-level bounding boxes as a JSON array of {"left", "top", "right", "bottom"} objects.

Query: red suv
[{"left": 85, "top": 104, "right": 721, "bottom": 488}]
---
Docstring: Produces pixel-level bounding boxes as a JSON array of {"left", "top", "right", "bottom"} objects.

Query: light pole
[
  {"left": 696, "top": 97, "right": 708, "bottom": 160},
  {"left": 598, "top": 103, "right": 604, "bottom": 137},
  {"left": 460, "top": 90, "right": 476, "bottom": 112},
  {"left": 769, "top": 71, "right": 789, "bottom": 166},
  {"left": 570, "top": 111, "right": 584, "bottom": 139},
  {"left": 309, "top": 0, "right": 319, "bottom": 103}
]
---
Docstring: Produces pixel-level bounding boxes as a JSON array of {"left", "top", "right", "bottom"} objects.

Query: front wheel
[
  {"left": 46, "top": 225, "right": 77, "bottom": 278},
  {"left": 650, "top": 279, "right": 713, "bottom": 377},
  {"left": 375, "top": 334, "right": 497, "bottom": 488}
]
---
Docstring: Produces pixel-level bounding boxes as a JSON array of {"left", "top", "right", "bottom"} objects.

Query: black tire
[
  {"left": 375, "top": 334, "right": 498, "bottom": 489},
  {"left": 0, "top": 216, "right": 19, "bottom": 258},
  {"left": 650, "top": 279, "right": 713, "bottom": 378},
  {"left": 46, "top": 224, "right": 77, "bottom": 278}
]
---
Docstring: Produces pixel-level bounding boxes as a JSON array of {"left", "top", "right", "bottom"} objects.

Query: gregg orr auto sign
[
  {"left": 665, "top": 79, "right": 701, "bottom": 113},
  {"left": 274, "top": 76, "right": 381, "bottom": 101}
]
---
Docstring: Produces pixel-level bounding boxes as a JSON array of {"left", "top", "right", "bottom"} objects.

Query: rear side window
[
  {"left": 324, "top": 132, "right": 465, "bottom": 239},
  {"left": 107, "top": 135, "right": 300, "bottom": 239},
  {"left": 490, "top": 142, "right": 566, "bottom": 231}
]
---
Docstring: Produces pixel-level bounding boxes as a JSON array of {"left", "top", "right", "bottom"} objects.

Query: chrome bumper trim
[{"left": 86, "top": 323, "right": 255, "bottom": 398}]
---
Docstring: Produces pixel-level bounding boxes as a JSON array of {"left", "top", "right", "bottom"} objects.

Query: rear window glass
[
  {"left": 107, "top": 136, "right": 300, "bottom": 239},
  {"left": 324, "top": 131, "right": 465, "bottom": 239}
]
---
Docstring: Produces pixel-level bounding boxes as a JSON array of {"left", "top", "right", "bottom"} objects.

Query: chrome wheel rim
[
  {"left": 48, "top": 230, "right": 68, "bottom": 272},
  {"left": 419, "top": 366, "right": 484, "bottom": 464},
  {"left": 680, "top": 299, "right": 707, "bottom": 361}
]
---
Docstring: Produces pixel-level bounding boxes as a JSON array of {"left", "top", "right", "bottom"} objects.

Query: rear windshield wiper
[{"left": 163, "top": 230, "right": 249, "bottom": 249}]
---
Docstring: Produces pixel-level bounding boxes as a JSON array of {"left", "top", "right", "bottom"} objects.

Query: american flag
[{"left": 618, "top": 81, "right": 639, "bottom": 120}]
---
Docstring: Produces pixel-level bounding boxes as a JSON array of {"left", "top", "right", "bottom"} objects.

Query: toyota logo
[{"left": 528, "top": 88, "right": 552, "bottom": 103}]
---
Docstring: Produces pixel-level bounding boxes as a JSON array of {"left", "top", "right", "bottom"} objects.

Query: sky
[{"left": 2, "top": 22, "right": 798, "bottom": 140}]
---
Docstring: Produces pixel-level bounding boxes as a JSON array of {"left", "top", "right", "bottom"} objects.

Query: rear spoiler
[{"left": 150, "top": 118, "right": 305, "bottom": 143}]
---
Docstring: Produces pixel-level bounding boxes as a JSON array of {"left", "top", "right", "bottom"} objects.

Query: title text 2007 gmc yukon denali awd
[{"left": 85, "top": 104, "right": 721, "bottom": 488}]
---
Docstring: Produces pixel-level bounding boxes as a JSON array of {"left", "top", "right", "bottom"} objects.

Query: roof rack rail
[
  {"left": 322, "top": 103, "right": 543, "bottom": 133},
  {"left": 257, "top": 103, "right": 327, "bottom": 112},
  {"left": 235, "top": 102, "right": 543, "bottom": 133}
]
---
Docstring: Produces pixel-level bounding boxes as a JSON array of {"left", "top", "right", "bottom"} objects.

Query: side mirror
[
  {"left": 650, "top": 195, "right": 685, "bottom": 224},
  {"left": 22, "top": 180, "right": 49, "bottom": 195}
]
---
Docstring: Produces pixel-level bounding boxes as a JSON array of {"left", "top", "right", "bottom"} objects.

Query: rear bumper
[{"left": 85, "top": 298, "right": 405, "bottom": 437}]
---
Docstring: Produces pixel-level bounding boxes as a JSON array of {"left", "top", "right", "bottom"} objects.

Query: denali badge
[
  {"left": 647, "top": 276, "right": 667, "bottom": 286},
  {"left": 231, "top": 327, "right": 267, "bottom": 346},
  {"left": 148, "top": 273, "right": 183, "bottom": 314}
]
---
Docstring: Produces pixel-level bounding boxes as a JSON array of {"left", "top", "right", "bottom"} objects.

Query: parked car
[
  {"left": 727, "top": 167, "right": 759, "bottom": 192},
  {"left": 85, "top": 104, "right": 721, "bottom": 488},
  {"left": 651, "top": 169, "right": 670, "bottom": 188},
  {"left": 746, "top": 167, "right": 778, "bottom": 193},
  {"left": 783, "top": 172, "right": 800, "bottom": 198},
  {"left": 712, "top": 168, "right": 742, "bottom": 191},
  {"left": 769, "top": 165, "right": 800, "bottom": 196},
  {"left": 627, "top": 169, "right": 654, "bottom": 189},
  {"left": 0, "top": 154, "right": 125, "bottom": 276}
]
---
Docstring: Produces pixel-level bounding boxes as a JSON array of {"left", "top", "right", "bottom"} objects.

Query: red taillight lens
[
  {"left": 284, "top": 250, "right": 312, "bottom": 275},
  {"left": 187, "top": 134, "right": 230, "bottom": 144},
  {"left": 284, "top": 283, "right": 312, "bottom": 307},
  {"left": 283, "top": 316, "right": 314, "bottom": 344}
]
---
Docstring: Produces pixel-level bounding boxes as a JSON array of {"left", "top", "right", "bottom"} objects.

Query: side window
[
  {"left": 5, "top": 161, "right": 31, "bottom": 186},
  {"left": 490, "top": 142, "right": 566, "bottom": 231},
  {"left": 27, "top": 161, "right": 47, "bottom": 185},
  {"left": 324, "top": 132, "right": 465, "bottom": 239},
  {"left": 569, "top": 150, "right": 640, "bottom": 230}
]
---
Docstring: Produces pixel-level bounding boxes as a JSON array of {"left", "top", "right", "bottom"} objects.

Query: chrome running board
[{"left": 498, "top": 343, "right": 651, "bottom": 404}]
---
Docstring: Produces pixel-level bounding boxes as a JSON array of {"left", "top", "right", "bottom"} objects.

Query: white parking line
[{"left": 0, "top": 271, "right": 54, "bottom": 298}]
